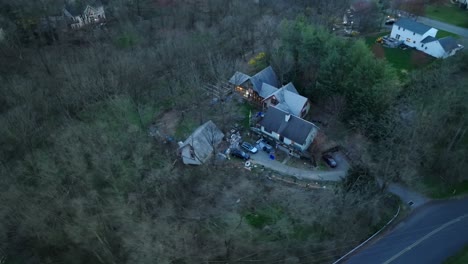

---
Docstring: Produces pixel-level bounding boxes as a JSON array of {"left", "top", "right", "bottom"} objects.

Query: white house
[
  {"left": 390, "top": 18, "right": 438, "bottom": 48},
  {"left": 390, "top": 18, "right": 463, "bottom": 58},
  {"left": 259, "top": 106, "right": 319, "bottom": 152},
  {"left": 63, "top": 0, "right": 106, "bottom": 29}
]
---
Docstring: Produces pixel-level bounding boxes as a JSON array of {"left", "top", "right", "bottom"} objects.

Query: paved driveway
[
  {"left": 417, "top": 16, "right": 468, "bottom": 38},
  {"left": 249, "top": 150, "right": 348, "bottom": 182}
]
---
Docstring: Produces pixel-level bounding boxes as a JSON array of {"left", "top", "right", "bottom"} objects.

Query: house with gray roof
[
  {"left": 63, "top": 0, "right": 106, "bottom": 29},
  {"left": 229, "top": 66, "right": 280, "bottom": 104},
  {"left": 262, "top": 82, "right": 310, "bottom": 118},
  {"left": 178, "top": 121, "right": 224, "bottom": 165},
  {"left": 228, "top": 66, "right": 310, "bottom": 117},
  {"left": 259, "top": 106, "right": 318, "bottom": 152},
  {"left": 390, "top": 18, "right": 463, "bottom": 58}
]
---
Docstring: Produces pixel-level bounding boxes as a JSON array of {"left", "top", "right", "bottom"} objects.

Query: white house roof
[
  {"left": 438, "top": 37, "right": 460, "bottom": 52},
  {"left": 395, "top": 18, "right": 433, "bottom": 35}
]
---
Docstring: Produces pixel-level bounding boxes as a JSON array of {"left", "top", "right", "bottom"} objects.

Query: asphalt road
[{"left": 344, "top": 197, "right": 468, "bottom": 264}]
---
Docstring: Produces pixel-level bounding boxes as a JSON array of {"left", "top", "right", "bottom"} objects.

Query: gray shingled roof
[
  {"left": 179, "top": 121, "right": 224, "bottom": 165},
  {"left": 250, "top": 66, "right": 279, "bottom": 94},
  {"left": 281, "top": 82, "right": 298, "bottom": 94},
  {"left": 438, "top": 37, "right": 459, "bottom": 52},
  {"left": 229, "top": 71, "right": 251, "bottom": 85},
  {"left": 259, "top": 107, "right": 318, "bottom": 146},
  {"left": 421, "top": 36, "right": 437, "bottom": 44},
  {"left": 395, "top": 18, "right": 432, "bottom": 35},
  {"left": 259, "top": 83, "right": 278, "bottom": 98},
  {"left": 263, "top": 82, "right": 308, "bottom": 116}
]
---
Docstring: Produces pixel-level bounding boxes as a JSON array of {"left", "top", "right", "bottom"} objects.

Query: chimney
[{"left": 285, "top": 114, "right": 291, "bottom": 122}]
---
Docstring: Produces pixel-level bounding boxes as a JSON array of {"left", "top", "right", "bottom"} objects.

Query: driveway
[
  {"left": 249, "top": 150, "right": 348, "bottom": 182},
  {"left": 417, "top": 16, "right": 468, "bottom": 38}
]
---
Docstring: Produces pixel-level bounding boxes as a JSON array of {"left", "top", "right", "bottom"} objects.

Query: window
[
  {"left": 398, "top": 26, "right": 401, "bottom": 30},
  {"left": 421, "top": 44, "right": 424, "bottom": 47},
  {"left": 413, "top": 41, "right": 416, "bottom": 43},
  {"left": 425, "top": 47, "right": 427, "bottom": 50},
  {"left": 396, "top": 34, "right": 400, "bottom": 40},
  {"left": 413, "top": 32, "right": 415, "bottom": 35},
  {"left": 271, "top": 96, "right": 279, "bottom": 106}
]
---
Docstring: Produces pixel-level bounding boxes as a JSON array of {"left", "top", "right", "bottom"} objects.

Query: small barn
[{"left": 178, "top": 121, "right": 224, "bottom": 165}]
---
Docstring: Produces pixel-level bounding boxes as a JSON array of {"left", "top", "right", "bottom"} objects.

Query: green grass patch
[
  {"left": 240, "top": 102, "right": 254, "bottom": 129},
  {"left": 174, "top": 118, "right": 198, "bottom": 140},
  {"left": 363, "top": 32, "right": 435, "bottom": 72},
  {"left": 436, "top": 29, "right": 460, "bottom": 39},
  {"left": 445, "top": 245, "right": 468, "bottom": 264},
  {"left": 244, "top": 206, "right": 283, "bottom": 229},
  {"left": 426, "top": 4, "right": 468, "bottom": 28}
]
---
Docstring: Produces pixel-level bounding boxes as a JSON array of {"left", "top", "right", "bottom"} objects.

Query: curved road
[{"left": 344, "top": 197, "right": 468, "bottom": 264}]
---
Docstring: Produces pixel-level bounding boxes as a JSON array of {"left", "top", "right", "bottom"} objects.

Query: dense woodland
[{"left": 0, "top": 0, "right": 467, "bottom": 263}]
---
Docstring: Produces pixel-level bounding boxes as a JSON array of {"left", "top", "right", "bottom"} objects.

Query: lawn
[
  {"left": 425, "top": 3, "right": 468, "bottom": 28},
  {"left": 445, "top": 245, "right": 468, "bottom": 264},
  {"left": 364, "top": 32, "right": 435, "bottom": 72},
  {"left": 436, "top": 29, "right": 460, "bottom": 39}
]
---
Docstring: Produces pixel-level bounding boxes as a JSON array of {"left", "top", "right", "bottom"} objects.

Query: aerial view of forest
[{"left": 0, "top": 0, "right": 467, "bottom": 263}]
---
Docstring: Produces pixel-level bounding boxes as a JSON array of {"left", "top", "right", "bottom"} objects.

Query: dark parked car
[
  {"left": 322, "top": 154, "right": 337, "bottom": 168},
  {"left": 256, "top": 139, "right": 274, "bottom": 153},
  {"left": 231, "top": 148, "right": 250, "bottom": 160},
  {"left": 241, "top": 141, "right": 258, "bottom": 153}
]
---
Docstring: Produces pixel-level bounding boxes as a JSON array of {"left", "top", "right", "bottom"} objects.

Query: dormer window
[{"left": 271, "top": 96, "right": 279, "bottom": 105}]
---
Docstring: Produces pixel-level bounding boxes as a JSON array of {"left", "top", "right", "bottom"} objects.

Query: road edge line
[{"left": 332, "top": 205, "right": 401, "bottom": 264}]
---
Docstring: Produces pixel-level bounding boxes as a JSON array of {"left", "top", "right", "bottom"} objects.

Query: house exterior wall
[
  {"left": 260, "top": 126, "right": 313, "bottom": 151},
  {"left": 421, "top": 41, "right": 445, "bottom": 58},
  {"left": 300, "top": 101, "right": 310, "bottom": 118},
  {"left": 421, "top": 28, "right": 438, "bottom": 39},
  {"left": 390, "top": 25, "right": 437, "bottom": 48}
]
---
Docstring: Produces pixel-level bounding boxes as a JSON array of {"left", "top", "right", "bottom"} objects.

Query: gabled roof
[
  {"left": 421, "top": 36, "right": 437, "bottom": 44},
  {"left": 229, "top": 71, "right": 251, "bottom": 85},
  {"left": 179, "top": 121, "right": 224, "bottom": 165},
  {"left": 438, "top": 37, "right": 460, "bottom": 52},
  {"left": 250, "top": 66, "right": 279, "bottom": 94},
  {"left": 64, "top": 0, "right": 103, "bottom": 16},
  {"left": 395, "top": 18, "right": 433, "bottom": 35},
  {"left": 259, "top": 83, "right": 278, "bottom": 98},
  {"left": 263, "top": 82, "right": 308, "bottom": 117},
  {"left": 281, "top": 82, "right": 298, "bottom": 94},
  {"left": 259, "top": 107, "right": 318, "bottom": 146}
]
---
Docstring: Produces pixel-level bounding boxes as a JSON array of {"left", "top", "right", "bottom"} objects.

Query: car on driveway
[
  {"left": 256, "top": 139, "right": 273, "bottom": 153},
  {"left": 322, "top": 154, "right": 337, "bottom": 168},
  {"left": 230, "top": 148, "right": 250, "bottom": 160},
  {"left": 241, "top": 142, "right": 258, "bottom": 153}
]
